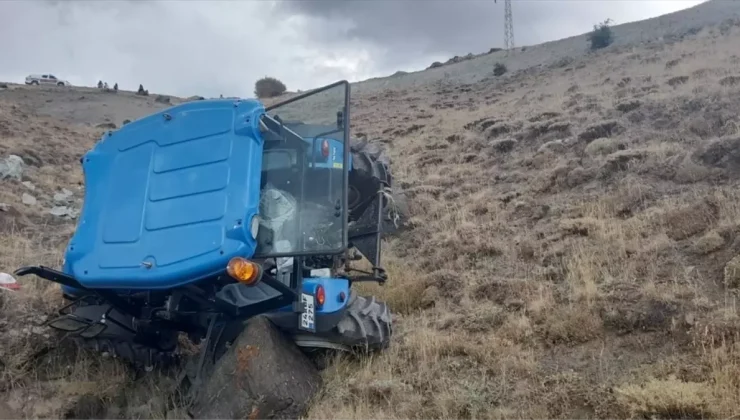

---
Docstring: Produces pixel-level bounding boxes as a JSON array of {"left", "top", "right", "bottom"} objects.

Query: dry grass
[
  {"left": 3, "top": 11, "right": 740, "bottom": 420},
  {"left": 307, "top": 19, "right": 740, "bottom": 419}
]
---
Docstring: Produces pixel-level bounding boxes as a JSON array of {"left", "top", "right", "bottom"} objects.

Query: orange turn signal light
[{"left": 226, "top": 257, "right": 261, "bottom": 285}]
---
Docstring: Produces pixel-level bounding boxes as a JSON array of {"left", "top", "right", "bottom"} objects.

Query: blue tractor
[{"left": 14, "top": 80, "right": 400, "bottom": 372}]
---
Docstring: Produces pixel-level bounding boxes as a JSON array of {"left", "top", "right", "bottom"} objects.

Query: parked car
[{"left": 25, "top": 74, "right": 71, "bottom": 87}]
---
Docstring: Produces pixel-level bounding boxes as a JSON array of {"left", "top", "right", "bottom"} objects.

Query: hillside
[{"left": 3, "top": 1, "right": 740, "bottom": 418}]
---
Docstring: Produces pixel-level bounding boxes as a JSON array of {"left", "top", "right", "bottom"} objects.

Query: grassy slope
[
  {"left": 2, "top": 10, "right": 740, "bottom": 420},
  {"left": 310, "top": 19, "right": 740, "bottom": 419}
]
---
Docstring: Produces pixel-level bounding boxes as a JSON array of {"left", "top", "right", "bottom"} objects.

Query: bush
[
  {"left": 588, "top": 19, "right": 614, "bottom": 50},
  {"left": 493, "top": 62, "right": 508, "bottom": 77},
  {"left": 254, "top": 76, "right": 287, "bottom": 98}
]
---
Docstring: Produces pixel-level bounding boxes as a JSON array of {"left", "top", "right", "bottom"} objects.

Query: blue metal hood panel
[{"left": 63, "top": 99, "right": 265, "bottom": 289}]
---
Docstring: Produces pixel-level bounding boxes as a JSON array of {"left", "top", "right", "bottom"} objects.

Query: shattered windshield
[{"left": 254, "top": 81, "right": 349, "bottom": 258}]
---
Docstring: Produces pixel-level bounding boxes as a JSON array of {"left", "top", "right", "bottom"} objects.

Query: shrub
[
  {"left": 254, "top": 76, "right": 287, "bottom": 98},
  {"left": 588, "top": 19, "right": 614, "bottom": 50},
  {"left": 493, "top": 62, "right": 508, "bottom": 77}
]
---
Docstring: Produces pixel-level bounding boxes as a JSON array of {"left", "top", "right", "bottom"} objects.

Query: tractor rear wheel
[
  {"left": 349, "top": 138, "right": 409, "bottom": 234},
  {"left": 293, "top": 291, "right": 392, "bottom": 353},
  {"left": 335, "top": 292, "right": 392, "bottom": 351}
]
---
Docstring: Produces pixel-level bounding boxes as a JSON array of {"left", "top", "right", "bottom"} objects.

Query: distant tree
[
  {"left": 588, "top": 18, "right": 614, "bottom": 50},
  {"left": 254, "top": 76, "right": 287, "bottom": 98},
  {"left": 493, "top": 62, "right": 508, "bottom": 76}
]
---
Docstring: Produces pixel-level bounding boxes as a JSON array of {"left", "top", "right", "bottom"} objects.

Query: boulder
[
  {"left": 0, "top": 155, "right": 24, "bottom": 181},
  {"left": 189, "top": 316, "right": 322, "bottom": 419}
]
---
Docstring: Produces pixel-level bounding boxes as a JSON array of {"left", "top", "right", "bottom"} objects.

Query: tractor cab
[{"left": 255, "top": 82, "right": 350, "bottom": 260}]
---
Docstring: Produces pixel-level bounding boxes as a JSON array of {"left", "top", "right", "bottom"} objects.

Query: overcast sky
[{"left": 0, "top": 0, "right": 705, "bottom": 98}]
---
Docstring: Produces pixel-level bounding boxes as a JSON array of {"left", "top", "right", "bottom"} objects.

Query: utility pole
[{"left": 504, "top": 0, "right": 515, "bottom": 50}]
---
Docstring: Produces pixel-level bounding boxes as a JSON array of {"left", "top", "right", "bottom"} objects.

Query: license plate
[{"left": 299, "top": 292, "right": 316, "bottom": 332}]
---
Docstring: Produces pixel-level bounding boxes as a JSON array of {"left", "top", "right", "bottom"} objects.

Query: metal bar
[
  {"left": 374, "top": 189, "right": 384, "bottom": 272},
  {"left": 342, "top": 86, "right": 351, "bottom": 256}
]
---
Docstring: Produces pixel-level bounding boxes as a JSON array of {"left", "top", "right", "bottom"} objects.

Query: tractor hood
[{"left": 63, "top": 99, "right": 266, "bottom": 289}]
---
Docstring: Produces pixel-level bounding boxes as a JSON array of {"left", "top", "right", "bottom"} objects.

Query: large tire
[
  {"left": 349, "top": 137, "right": 409, "bottom": 234},
  {"left": 332, "top": 292, "right": 393, "bottom": 352}
]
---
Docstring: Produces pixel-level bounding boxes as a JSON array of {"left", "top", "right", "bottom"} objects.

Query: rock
[
  {"left": 95, "top": 122, "right": 116, "bottom": 129},
  {"left": 724, "top": 255, "right": 740, "bottom": 288},
  {"left": 22, "top": 181, "right": 35, "bottom": 191},
  {"left": 694, "top": 230, "right": 725, "bottom": 254},
  {"left": 49, "top": 206, "right": 78, "bottom": 218},
  {"left": 0, "top": 155, "right": 24, "bottom": 181},
  {"left": 155, "top": 95, "right": 171, "bottom": 104},
  {"left": 492, "top": 138, "right": 517, "bottom": 153},
  {"left": 190, "top": 316, "right": 321, "bottom": 419},
  {"left": 428, "top": 61, "right": 444, "bottom": 69},
  {"left": 53, "top": 188, "right": 73, "bottom": 204},
  {"left": 21, "top": 193, "right": 37, "bottom": 206},
  {"left": 122, "top": 119, "right": 132, "bottom": 125},
  {"left": 0, "top": 203, "right": 8, "bottom": 212},
  {"left": 0, "top": 83, "right": 8, "bottom": 89}
]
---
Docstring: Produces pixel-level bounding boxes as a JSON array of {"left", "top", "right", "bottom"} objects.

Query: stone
[
  {"left": 49, "top": 206, "right": 78, "bottom": 218},
  {"left": 21, "top": 181, "right": 35, "bottom": 191},
  {"left": 53, "top": 189, "right": 73, "bottom": 204},
  {"left": 21, "top": 193, "right": 37, "bottom": 206},
  {"left": 0, "top": 155, "right": 24, "bottom": 181},
  {"left": 190, "top": 316, "right": 321, "bottom": 419}
]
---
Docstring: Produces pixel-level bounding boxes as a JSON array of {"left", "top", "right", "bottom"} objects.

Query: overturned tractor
[{"left": 15, "top": 81, "right": 406, "bottom": 416}]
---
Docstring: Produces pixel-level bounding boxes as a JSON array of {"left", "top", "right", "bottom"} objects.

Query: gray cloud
[
  {"left": 0, "top": 0, "right": 704, "bottom": 98},
  {"left": 273, "top": 0, "right": 706, "bottom": 69}
]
